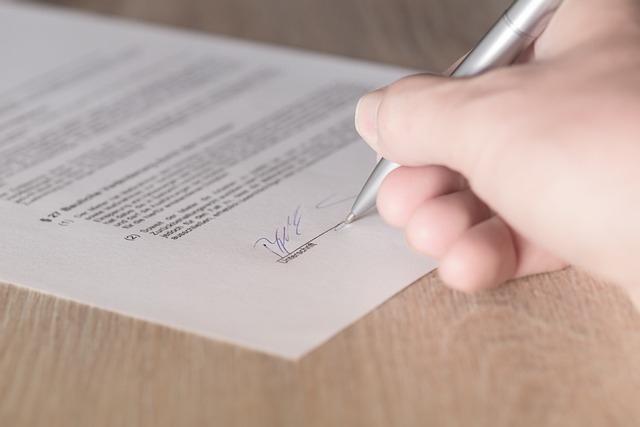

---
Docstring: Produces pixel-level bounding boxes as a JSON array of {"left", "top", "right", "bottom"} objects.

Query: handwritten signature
[
  {"left": 254, "top": 205, "right": 302, "bottom": 257},
  {"left": 254, "top": 194, "right": 355, "bottom": 258}
]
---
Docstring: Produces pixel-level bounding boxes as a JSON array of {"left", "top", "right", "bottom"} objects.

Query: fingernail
[{"left": 355, "top": 90, "right": 383, "bottom": 149}]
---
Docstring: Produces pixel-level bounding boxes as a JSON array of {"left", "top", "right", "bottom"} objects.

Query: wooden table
[{"left": 2, "top": 0, "right": 640, "bottom": 425}]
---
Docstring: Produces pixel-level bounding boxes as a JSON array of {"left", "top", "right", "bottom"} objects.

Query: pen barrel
[
  {"left": 452, "top": 0, "right": 563, "bottom": 77},
  {"left": 347, "top": 0, "right": 564, "bottom": 220},
  {"left": 506, "top": 0, "right": 563, "bottom": 38},
  {"left": 350, "top": 159, "right": 400, "bottom": 217}
]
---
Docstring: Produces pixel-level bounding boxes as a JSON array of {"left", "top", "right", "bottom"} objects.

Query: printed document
[{"left": 0, "top": 2, "right": 437, "bottom": 358}]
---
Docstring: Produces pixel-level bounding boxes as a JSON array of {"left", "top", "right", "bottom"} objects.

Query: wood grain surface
[{"left": 2, "top": 0, "right": 640, "bottom": 425}]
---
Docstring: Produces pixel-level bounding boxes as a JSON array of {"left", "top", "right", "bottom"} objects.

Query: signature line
[{"left": 276, "top": 221, "right": 345, "bottom": 262}]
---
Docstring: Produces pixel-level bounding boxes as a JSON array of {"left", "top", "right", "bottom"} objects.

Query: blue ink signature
[
  {"left": 315, "top": 193, "right": 357, "bottom": 209},
  {"left": 254, "top": 206, "right": 302, "bottom": 257}
]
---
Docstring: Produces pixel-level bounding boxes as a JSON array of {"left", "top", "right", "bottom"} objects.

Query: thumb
[
  {"left": 354, "top": 0, "right": 640, "bottom": 167},
  {"left": 352, "top": 64, "right": 573, "bottom": 242},
  {"left": 355, "top": 70, "right": 527, "bottom": 176},
  {"left": 353, "top": 0, "right": 640, "bottom": 169}
]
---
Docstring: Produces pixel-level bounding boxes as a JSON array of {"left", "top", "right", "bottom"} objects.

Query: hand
[{"left": 354, "top": 0, "right": 640, "bottom": 306}]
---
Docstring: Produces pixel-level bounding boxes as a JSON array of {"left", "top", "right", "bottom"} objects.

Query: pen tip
[{"left": 345, "top": 213, "right": 356, "bottom": 224}]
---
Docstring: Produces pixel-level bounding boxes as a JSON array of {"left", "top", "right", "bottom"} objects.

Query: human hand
[{"left": 354, "top": 0, "right": 640, "bottom": 306}]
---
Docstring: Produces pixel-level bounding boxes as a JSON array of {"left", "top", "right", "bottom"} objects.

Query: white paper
[{"left": 0, "top": 2, "right": 437, "bottom": 359}]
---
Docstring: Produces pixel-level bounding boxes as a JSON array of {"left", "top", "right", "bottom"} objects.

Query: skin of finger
[
  {"left": 364, "top": 0, "right": 640, "bottom": 299},
  {"left": 438, "top": 216, "right": 519, "bottom": 292},
  {"left": 378, "top": 165, "right": 568, "bottom": 278},
  {"left": 421, "top": 61, "right": 640, "bottom": 291},
  {"left": 369, "top": 0, "right": 640, "bottom": 169},
  {"left": 376, "top": 166, "right": 466, "bottom": 228},
  {"left": 439, "top": 215, "right": 568, "bottom": 291},
  {"left": 464, "top": 55, "right": 640, "bottom": 288},
  {"left": 510, "top": 230, "right": 568, "bottom": 279},
  {"left": 373, "top": 73, "right": 466, "bottom": 167},
  {"left": 372, "top": 9, "right": 640, "bottom": 292},
  {"left": 404, "top": 189, "right": 492, "bottom": 259},
  {"left": 371, "top": 0, "right": 640, "bottom": 179}
]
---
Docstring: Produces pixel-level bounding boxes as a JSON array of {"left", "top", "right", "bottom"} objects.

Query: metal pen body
[{"left": 346, "top": 0, "right": 563, "bottom": 223}]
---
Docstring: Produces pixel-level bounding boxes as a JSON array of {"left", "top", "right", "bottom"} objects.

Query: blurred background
[{"left": 28, "top": 0, "right": 511, "bottom": 71}]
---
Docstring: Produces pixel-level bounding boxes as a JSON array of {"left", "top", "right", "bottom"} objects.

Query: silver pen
[{"left": 346, "top": 0, "right": 563, "bottom": 224}]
